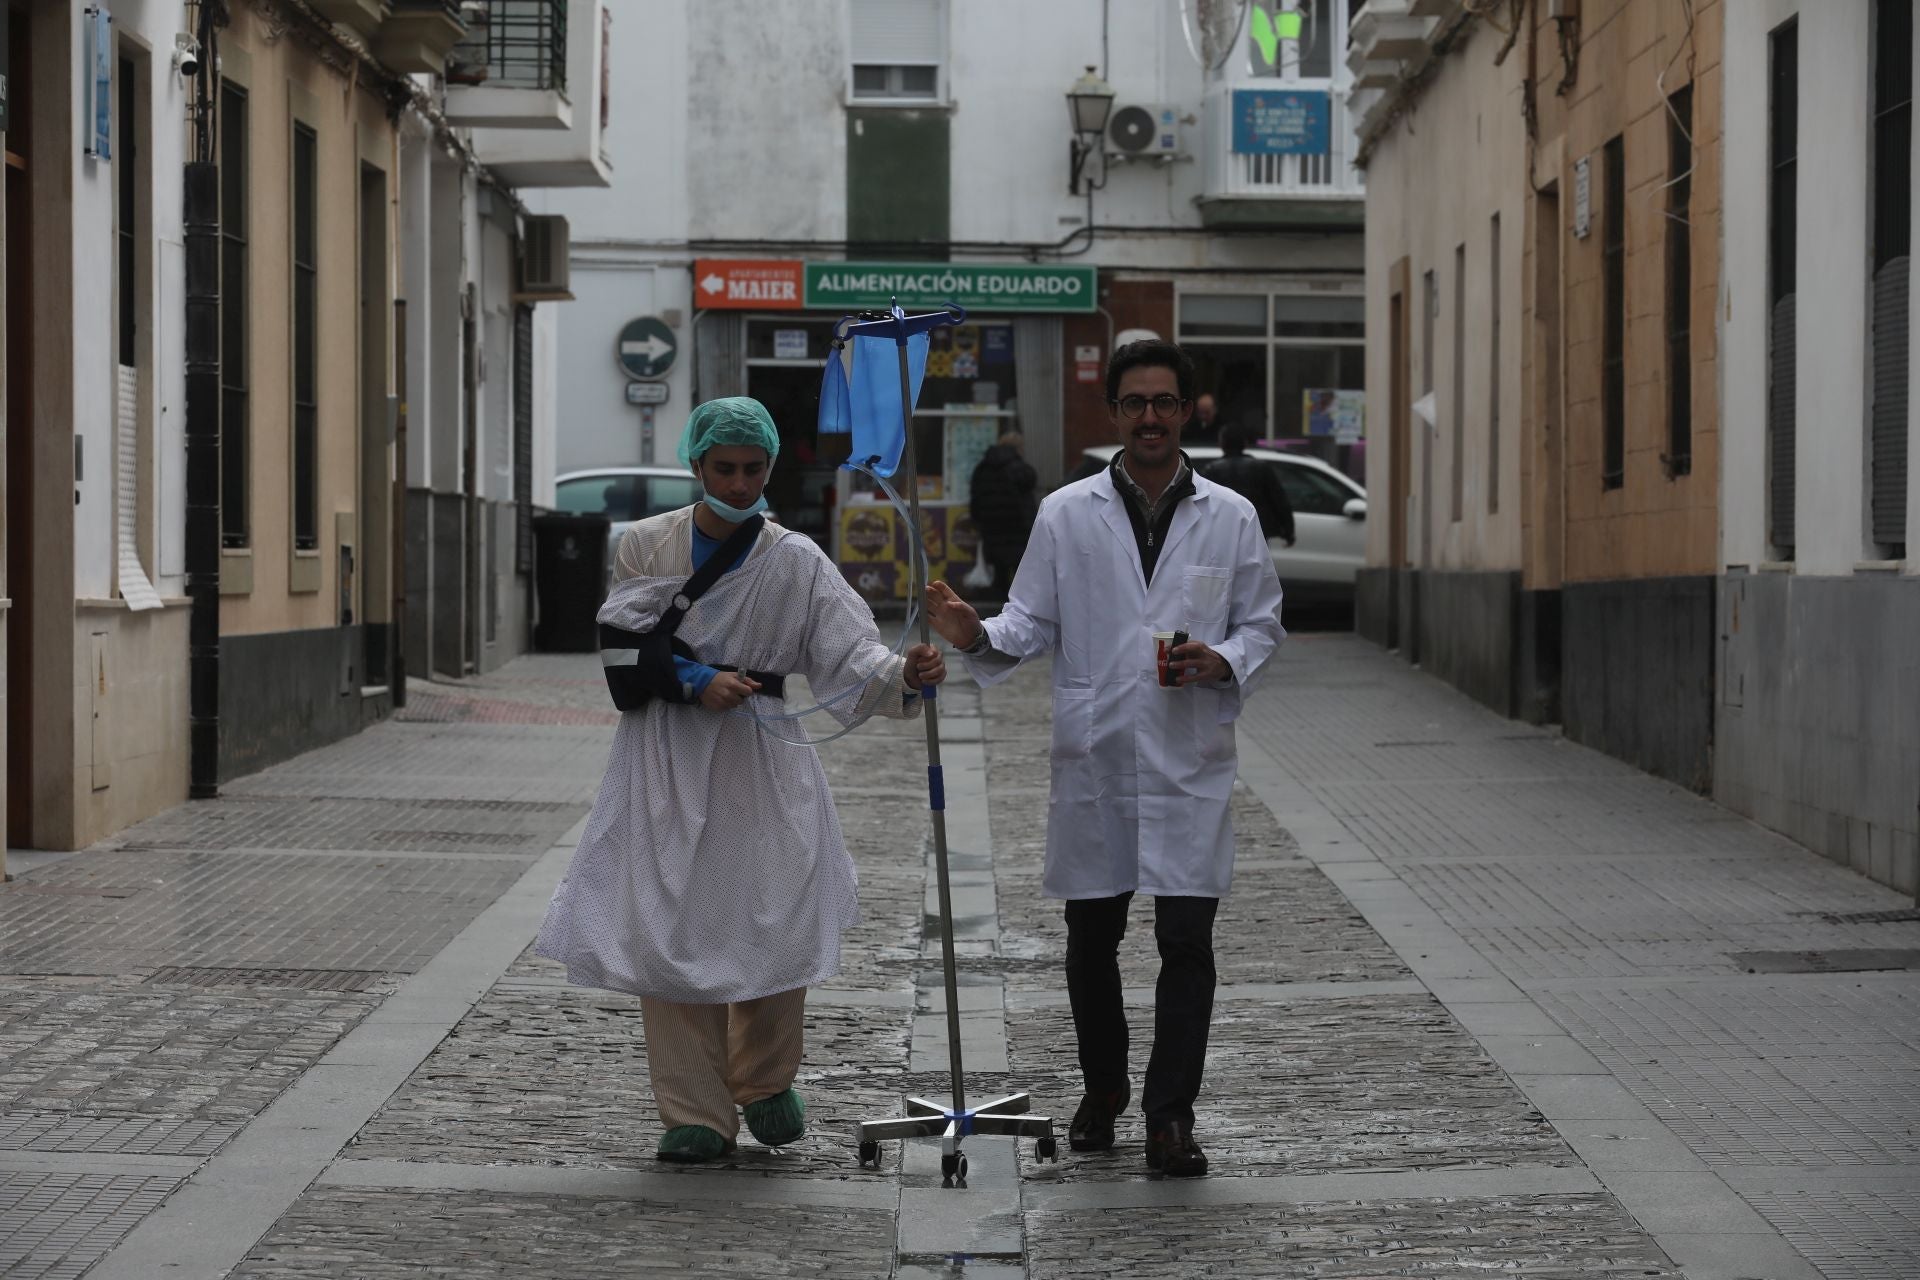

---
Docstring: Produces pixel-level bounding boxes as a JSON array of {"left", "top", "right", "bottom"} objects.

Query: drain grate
[
  {"left": 0, "top": 883, "right": 144, "bottom": 898},
  {"left": 1729, "top": 949, "right": 1920, "bottom": 974},
  {"left": 144, "top": 966, "right": 387, "bottom": 992},
  {"left": 1813, "top": 908, "right": 1920, "bottom": 926},
  {"left": 364, "top": 829, "right": 534, "bottom": 848}
]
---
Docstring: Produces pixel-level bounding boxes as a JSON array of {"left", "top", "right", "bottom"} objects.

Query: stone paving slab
[
  {"left": 1398, "top": 855, "right": 1920, "bottom": 980},
  {"left": 0, "top": 851, "right": 538, "bottom": 976},
  {"left": 0, "top": 978, "right": 381, "bottom": 1140},
  {"left": 231, "top": 1186, "right": 897, "bottom": 1278},
  {"left": 105, "top": 793, "right": 577, "bottom": 856},
  {"left": 219, "top": 722, "right": 611, "bottom": 807},
  {"left": 1006, "top": 995, "right": 1572, "bottom": 1183},
  {"left": 1022, "top": 1192, "right": 1680, "bottom": 1279},
  {"left": 1739, "top": 1186, "right": 1920, "bottom": 1280},
  {"left": 0, "top": 1170, "right": 185, "bottom": 1280},
  {"left": 346, "top": 981, "right": 914, "bottom": 1177},
  {"left": 1533, "top": 980, "right": 1920, "bottom": 1168}
]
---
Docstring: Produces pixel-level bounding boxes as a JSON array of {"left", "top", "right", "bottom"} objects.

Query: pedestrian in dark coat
[
  {"left": 1199, "top": 423, "right": 1295, "bottom": 545},
  {"left": 969, "top": 432, "right": 1039, "bottom": 599}
]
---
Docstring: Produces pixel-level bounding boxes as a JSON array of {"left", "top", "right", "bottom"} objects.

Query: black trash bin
[{"left": 532, "top": 512, "right": 610, "bottom": 653}]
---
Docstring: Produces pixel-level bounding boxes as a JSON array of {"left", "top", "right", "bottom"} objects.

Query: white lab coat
[{"left": 964, "top": 469, "right": 1285, "bottom": 900}]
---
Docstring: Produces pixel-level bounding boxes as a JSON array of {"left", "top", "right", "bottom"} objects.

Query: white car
[
  {"left": 552, "top": 466, "right": 703, "bottom": 576},
  {"left": 1071, "top": 446, "right": 1367, "bottom": 602}
]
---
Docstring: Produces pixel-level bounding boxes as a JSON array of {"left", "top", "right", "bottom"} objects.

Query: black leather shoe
[
  {"left": 1067, "top": 1087, "right": 1129, "bottom": 1152},
  {"left": 1144, "top": 1121, "right": 1208, "bottom": 1177}
]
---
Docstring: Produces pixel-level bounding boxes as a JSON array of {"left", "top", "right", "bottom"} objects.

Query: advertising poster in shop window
[{"left": 837, "top": 504, "right": 983, "bottom": 603}]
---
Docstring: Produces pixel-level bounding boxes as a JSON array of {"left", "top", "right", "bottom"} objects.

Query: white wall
[
  {"left": 686, "top": 0, "right": 847, "bottom": 242},
  {"left": 1722, "top": 0, "right": 1920, "bottom": 576},
  {"left": 1358, "top": 20, "right": 1526, "bottom": 574},
  {"left": 550, "top": 256, "right": 694, "bottom": 474},
  {"left": 532, "top": 304, "right": 559, "bottom": 507},
  {"left": 532, "top": 0, "right": 1367, "bottom": 476},
  {"left": 65, "top": 2, "right": 191, "bottom": 601}
]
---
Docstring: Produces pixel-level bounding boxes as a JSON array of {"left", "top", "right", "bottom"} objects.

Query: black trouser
[{"left": 1063, "top": 892, "right": 1219, "bottom": 1129}]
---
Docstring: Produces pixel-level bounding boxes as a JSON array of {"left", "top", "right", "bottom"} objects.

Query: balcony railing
[
  {"left": 448, "top": 0, "right": 567, "bottom": 93},
  {"left": 1202, "top": 79, "right": 1363, "bottom": 201}
]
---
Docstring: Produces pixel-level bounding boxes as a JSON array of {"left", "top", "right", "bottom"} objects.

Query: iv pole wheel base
[
  {"left": 940, "top": 1151, "right": 968, "bottom": 1187},
  {"left": 857, "top": 1140, "right": 881, "bottom": 1169}
]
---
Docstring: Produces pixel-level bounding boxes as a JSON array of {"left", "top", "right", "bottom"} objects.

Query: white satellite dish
[{"left": 1179, "top": 0, "right": 1250, "bottom": 72}]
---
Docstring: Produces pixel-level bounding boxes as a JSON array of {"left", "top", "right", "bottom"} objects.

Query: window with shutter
[
  {"left": 1601, "top": 135, "right": 1625, "bottom": 491},
  {"left": 850, "top": 0, "right": 944, "bottom": 101},
  {"left": 1870, "top": 0, "right": 1911, "bottom": 553},
  {"left": 1666, "top": 84, "right": 1693, "bottom": 479},
  {"left": 1768, "top": 20, "right": 1798, "bottom": 554}
]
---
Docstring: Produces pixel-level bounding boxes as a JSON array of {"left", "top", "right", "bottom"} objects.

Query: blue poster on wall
[
  {"left": 1231, "top": 88, "right": 1329, "bottom": 156},
  {"left": 84, "top": 6, "right": 112, "bottom": 160}
]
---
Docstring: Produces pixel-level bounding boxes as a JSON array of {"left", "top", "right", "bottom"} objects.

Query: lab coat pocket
[
  {"left": 1181, "top": 567, "right": 1233, "bottom": 638},
  {"left": 1051, "top": 686, "right": 1097, "bottom": 761}
]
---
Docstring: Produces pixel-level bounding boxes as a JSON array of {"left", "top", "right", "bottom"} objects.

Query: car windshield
[
  {"left": 1270, "top": 464, "right": 1355, "bottom": 516},
  {"left": 554, "top": 474, "right": 700, "bottom": 523}
]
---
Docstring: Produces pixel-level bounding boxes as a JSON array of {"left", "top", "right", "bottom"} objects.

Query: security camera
[{"left": 174, "top": 34, "right": 201, "bottom": 78}]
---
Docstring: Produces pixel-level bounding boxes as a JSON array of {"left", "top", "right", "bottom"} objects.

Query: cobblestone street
[{"left": 3, "top": 640, "right": 1918, "bottom": 1277}]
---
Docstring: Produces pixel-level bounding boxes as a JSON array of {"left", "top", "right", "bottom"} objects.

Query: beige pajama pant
[{"left": 640, "top": 986, "right": 807, "bottom": 1141}]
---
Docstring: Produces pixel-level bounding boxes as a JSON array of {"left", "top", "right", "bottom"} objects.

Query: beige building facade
[
  {"left": 210, "top": 3, "right": 404, "bottom": 780},
  {"left": 1353, "top": 0, "right": 1724, "bottom": 788}
]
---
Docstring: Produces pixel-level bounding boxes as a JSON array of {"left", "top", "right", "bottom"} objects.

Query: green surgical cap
[{"left": 679, "top": 396, "right": 781, "bottom": 469}]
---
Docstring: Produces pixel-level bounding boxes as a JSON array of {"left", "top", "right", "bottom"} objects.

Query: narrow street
[{"left": 3, "top": 640, "right": 1917, "bottom": 1278}]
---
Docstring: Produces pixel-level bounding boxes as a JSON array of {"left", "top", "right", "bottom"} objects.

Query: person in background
[
  {"left": 1185, "top": 392, "right": 1222, "bottom": 447},
  {"left": 968, "top": 431, "right": 1040, "bottom": 600},
  {"left": 1200, "top": 422, "right": 1295, "bottom": 547}
]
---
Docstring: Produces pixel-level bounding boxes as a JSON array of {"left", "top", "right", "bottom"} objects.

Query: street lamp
[{"left": 1066, "top": 65, "right": 1115, "bottom": 195}]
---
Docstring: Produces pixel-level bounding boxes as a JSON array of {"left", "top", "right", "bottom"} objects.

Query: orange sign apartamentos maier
[{"left": 693, "top": 258, "right": 805, "bottom": 310}]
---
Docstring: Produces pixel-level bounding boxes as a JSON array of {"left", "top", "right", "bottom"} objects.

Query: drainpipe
[{"left": 184, "top": 3, "right": 221, "bottom": 797}]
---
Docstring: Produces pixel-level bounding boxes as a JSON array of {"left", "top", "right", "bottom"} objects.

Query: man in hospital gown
[
  {"left": 925, "top": 340, "right": 1285, "bottom": 1178},
  {"left": 536, "top": 397, "right": 945, "bottom": 1164}
]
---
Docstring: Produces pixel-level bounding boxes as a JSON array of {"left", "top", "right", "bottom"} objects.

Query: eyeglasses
[{"left": 1111, "top": 393, "right": 1190, "bottom": 419}]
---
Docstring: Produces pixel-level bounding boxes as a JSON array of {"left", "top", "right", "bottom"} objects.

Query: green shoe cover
[
  {"left": 743, "top": 1088, "right": 806, "bottom": 1146},
  {"left": 657, "top": 1125, "right": 732, "bottom": 1163}
]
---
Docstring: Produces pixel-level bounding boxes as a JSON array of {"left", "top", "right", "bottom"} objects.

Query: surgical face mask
[{"left": 702, "top": 491, "right": 769, "bottom": 523}]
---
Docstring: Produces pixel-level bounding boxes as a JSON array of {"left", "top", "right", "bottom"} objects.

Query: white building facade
[
  {"left": 533, "top": 0, "right": 1370, "bottom": 601},
  {"left": 1718, "top": 0, "right": 1919, "bottom": 892}
]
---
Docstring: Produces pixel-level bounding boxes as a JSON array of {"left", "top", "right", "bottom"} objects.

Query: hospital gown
[{"left": 533, "top": 506, "right": 919, "bottom": 1003}]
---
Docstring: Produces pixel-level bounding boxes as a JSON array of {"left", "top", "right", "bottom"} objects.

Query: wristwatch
[{"left": 961, "top": 626, "right": 992, "bottom": 656}]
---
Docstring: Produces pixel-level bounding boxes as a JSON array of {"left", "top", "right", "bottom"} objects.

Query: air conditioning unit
[
  {"left": 1107, "top": 103, "right": 1181, "bottom": 157},
  {"left": 516, "top": 215, "right": 573, "bottom": 302}
]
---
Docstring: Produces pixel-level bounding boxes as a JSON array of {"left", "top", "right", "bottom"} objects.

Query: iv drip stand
[{"left": 847, "top": 301, "right": 1058, "bottom": 1187}]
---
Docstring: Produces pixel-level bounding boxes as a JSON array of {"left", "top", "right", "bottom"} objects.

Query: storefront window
[{"left": 1178, "top": 288, "right": 1365, "bottom": 479}]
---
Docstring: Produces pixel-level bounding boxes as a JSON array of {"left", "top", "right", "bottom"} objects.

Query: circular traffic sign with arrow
[{"left": 616, "top": 316, "right": 677, "bottom": 380}]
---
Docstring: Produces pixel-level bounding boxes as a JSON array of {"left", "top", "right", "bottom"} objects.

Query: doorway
[
  {"left": 1535, "top": 182, "right": 1564, "bottom": 585},
  {"left": 358, "top": 161, "right": 389, "bottom": 690}
]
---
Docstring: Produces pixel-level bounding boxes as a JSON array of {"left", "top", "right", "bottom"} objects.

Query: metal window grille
[
  {"left": 219, "top": 81, "right": 249, "bottom": 549},
  {"left": 449, "top": 0, "right": 567, "bottom": 93},
  {"left": 1871, "top": 0, "right": 1911, "bottom": 552},
  {"left": 1601, "top": 134, "right": 1625, "bottom": 490},
  {"left": 293, "top": 122, "right": 318, "bottom": 553},
  {"left": 1666, "top": 84, "right": 1693, "bottom": 478},
  {"left": 117, "top": 55, "right": 136, "bottom": 367},
  {"left": 1769, "top": 20, "right": 1799, "bottom": 552}
]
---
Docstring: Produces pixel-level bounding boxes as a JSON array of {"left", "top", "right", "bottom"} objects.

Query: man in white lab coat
[{"left": 925, "top": 340, "right": 1286, "bottom": 1178}]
